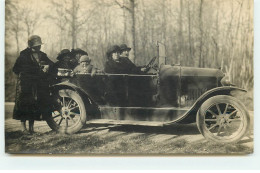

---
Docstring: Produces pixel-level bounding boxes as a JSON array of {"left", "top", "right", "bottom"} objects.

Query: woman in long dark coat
[{"left": 13, "top": 35, "right": 53, "bottom": 134}]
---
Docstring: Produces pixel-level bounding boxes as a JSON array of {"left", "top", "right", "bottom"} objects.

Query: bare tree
[
  {"left": 46, "top": 0, "right": 68, "bottom": 50},
  {"left": 5, "top": 0, "right": 23, "bottom": 55},
  {"left": 65, "top": 0, "right": 98, "bottom": 49},
  {"left": 198, "top": 0, "right": 204, "bottom": 67},
  {"left": 187, "top": 0, "right": 194, "bottom": 66},
  {"left": 178, "top": 0, "right": 183, "bottom": 65},
  {"left": 115, "top": 0, "right": 136, "bottom": 63},
  {"left": 22, "top": 7, "right": 41, "bottom": 38},
  {"left": 65, "top": 0, "right": 80, "bottom": 48}
]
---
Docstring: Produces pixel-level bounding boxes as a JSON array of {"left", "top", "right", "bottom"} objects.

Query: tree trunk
[
  {"left": 128, "top": 0, "right": 136, "bottom": 63},
  {"left": 198, "top": 0, "right": 204, "bottom": 67},
  {"left": 214, "top": 1, "right": 220, "bottom": 67},
  {"left": 71, "top": 0, "right": 76, "bottom": 49},
  {"left": 187, "top": 0, "right": 193, "bottom": 66},
  {"left": 15, "top": 30, "right": 20, "bottom": 56},
  {"left": 162, "top": 0, "right": 167, "bottom": 44},
  {"left": 179, "top": 0, "right": 183, "bottom": 65},
  {"left": 122, "top": 0, "right": 127, "bottom": 43}
]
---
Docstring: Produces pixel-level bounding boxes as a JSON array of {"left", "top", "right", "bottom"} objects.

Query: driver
[{"left": 104, "top": 44, "right": 148, "bottom": 74}]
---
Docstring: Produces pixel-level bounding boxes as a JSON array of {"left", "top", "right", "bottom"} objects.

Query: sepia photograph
[{"left": 4, "top": 0, "right": 254, "bottom": 155}]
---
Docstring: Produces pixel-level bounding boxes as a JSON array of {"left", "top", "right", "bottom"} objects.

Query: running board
[
  {"left": 87, "top": 119, "right": 165, "bottom": 126},
  {"left": 99, "top": 106, "right": 189, "bottom": 122}
]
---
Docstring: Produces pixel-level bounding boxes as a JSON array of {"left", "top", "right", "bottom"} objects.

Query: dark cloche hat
[
  {"left": 119, "top": 44, "right": 131, "bottom": 52},
  {"left": 28, "top": 35, "right": 43, "bottom": 48},
  {"left": 57, "top": 49, "right": 71, "bottom": 60},
  {"left": 71, "top": 48, "right": 88, "bottom": 56},
  {"left": 106, "top": 45, "right": 121, "bottom": 58}
]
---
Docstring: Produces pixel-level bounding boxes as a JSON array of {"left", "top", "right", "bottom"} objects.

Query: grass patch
[
  {"left": 5, "top": 131, "right": 107, "bottom": 154},
  {"left": 5, "top": 129, "right": 253, "bottom": 155}
]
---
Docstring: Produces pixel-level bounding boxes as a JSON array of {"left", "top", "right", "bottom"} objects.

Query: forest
[{"left": 5, "top": 0, "right": 254, "bottom": 102}]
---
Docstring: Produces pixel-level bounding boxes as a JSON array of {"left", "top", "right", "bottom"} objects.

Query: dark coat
[
  {"left": 53, "top": 60, "right": 73, "bottom": 69},
  {"left": 50, "top": 60, "right": 74, "bottom": 78},
  {"left": 104, "top": 57, "right": 142, "bottom": 74},
  {"left": 13, "top": 48, "right": 53, "bottom": 121}
]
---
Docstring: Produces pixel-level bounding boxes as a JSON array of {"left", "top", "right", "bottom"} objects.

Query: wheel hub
[
  {"left": 217, "top": 115, "right": 230, "bottom": 126},
  {"left": 61, "top": 107, "right": 71, "bottom": 118}
]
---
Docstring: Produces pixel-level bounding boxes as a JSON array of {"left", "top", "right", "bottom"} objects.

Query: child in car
[{"left": 73, "top": 55, "right": 96, "bottom": 76}]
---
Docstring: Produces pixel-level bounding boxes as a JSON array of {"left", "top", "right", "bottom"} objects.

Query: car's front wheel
[
  {"left": 46, "top": 89, "right": 87, "bottom": 134},
  {"left": 196, "top": 95, "right": 250, "bottom": 143}
]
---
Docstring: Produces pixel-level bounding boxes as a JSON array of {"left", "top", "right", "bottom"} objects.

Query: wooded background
[{"left": 5, "top": 0, "right": 254, "bottom": 102}]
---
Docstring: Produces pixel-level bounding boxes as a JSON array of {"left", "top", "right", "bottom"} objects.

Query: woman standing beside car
[{"left": 13, "top": 35, "right": 53, "bottom": 134}]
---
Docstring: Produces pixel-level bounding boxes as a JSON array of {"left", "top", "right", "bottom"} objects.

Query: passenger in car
[
  {"left": 53, "top": 49, "right": 74, "bottom": 69},
  {"left": 50, "top": 49, "right": 74, "bottom": 77},
  {"left": 104, "top": 44, "right": 147, "bottom": 74},
  {"left": 73, "top": 55, "right": 96, "bottom": 76},
  {"left": 70, "top": 48, "right": 88, "bottom": 69}
]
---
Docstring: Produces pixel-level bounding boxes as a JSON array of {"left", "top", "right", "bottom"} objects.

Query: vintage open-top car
[{"left": 46, "top": 43, "right": 250, "bottom": 144}]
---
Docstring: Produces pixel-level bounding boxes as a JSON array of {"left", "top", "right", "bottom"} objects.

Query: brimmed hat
[
  {"left": 119, "top": 44, "right": 131, "bottom": 52},
  {"left": 79, "top": 55, "right": 91, "bottom": 63},
  {"left": 71, "top": 48, "right": 88, "bottom": 56},
  {"left": 57, "top": 49, "right": 71, "bottom": 60},
  {"left": 106, "top": 45, "right": 121, "bottom": 58}
]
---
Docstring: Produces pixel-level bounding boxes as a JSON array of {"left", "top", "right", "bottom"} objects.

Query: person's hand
[
  {"left": 42, "top": 65, "right": 49, "bottom": 73},
  {"left": 141, "top": 67, "right": 147, "bottom": 72},
  {"left": 91, "top": 68, "right": 97, "bottom": 77}
]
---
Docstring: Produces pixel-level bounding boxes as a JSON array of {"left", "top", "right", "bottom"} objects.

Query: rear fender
[
  {"left": 50, "top": 82, "right": 100, "bottom": 119},
  {"left": 51, "top": 82, "right": 90, "bottom": 101},
  {"left": 169, "top": 86, "right": 247, "bottom": 124}
]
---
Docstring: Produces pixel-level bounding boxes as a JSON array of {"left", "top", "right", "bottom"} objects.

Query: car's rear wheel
[
  {"left": 46, "top": 89, "right": 87, "bottom": 134},
  {"left": 196, "top": 95, "right": 250, "bottom": 143}
]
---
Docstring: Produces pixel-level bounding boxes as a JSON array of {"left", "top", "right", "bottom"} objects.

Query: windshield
[{"left": 157, "top": 42, "right": 166, "bottom": 67}]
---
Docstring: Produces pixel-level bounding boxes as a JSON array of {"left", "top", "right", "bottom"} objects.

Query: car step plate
[{"left": 86, "top": 119, "right": 165, "bottom": 126}]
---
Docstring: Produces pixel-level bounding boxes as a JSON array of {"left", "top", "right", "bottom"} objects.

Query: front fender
[
  {"left": 194, "top": 86, "right": 247, "bottom": 106},
  {"left": 165, "top": 86, "right": 247, "bottom": 125}
]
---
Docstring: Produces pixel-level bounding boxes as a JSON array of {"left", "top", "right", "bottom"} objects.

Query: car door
[
  {"left": 127, "top": 74, "right": 158, "bottom": 107},
  {"left": 103, "top": 74, "right": 128, "bottom": 106}
]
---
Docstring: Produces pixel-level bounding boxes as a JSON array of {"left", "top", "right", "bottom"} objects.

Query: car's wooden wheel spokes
[
  {"left": 216, "top": 103, "right": 222, "bottom": 115},
  {"left": 46, "top": 89, "right": 87, "bottom": 134},
  {"left": 197, "top": 95, "right": 250, "bottom": 143},
  {"left": 204, "top": 103, "right": 243, "bottom": 138},
  {"left": 58, "top": 117, "right": 63, "bottom": 126},
  {"left": 51, "top": 96, "right": 81, "bottom": 128}
]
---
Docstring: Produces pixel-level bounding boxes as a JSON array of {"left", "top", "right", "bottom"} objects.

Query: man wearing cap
[
  {"left": 119, "top": 44, "right": 149, "bottom": 73},
  {"left": 119, "top": 44, "right": 131, "bottom": 60},
  {"left": 104, "top": 44, "right": 146, "bottom": 74},
  {"left": 13, "top": 35, "right": 53, "bottom": 134}
]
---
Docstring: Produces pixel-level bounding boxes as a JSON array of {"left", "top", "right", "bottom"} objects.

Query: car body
[{"left": 46, "top": 43, "right": 250, "bottom": 144}]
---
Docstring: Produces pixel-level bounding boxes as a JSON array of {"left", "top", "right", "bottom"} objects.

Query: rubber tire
[
  {"left": 196, "top": 95, "right": 250, "bottom": 144},
  {"left": 46, "top": 89, "right": 87, "bottom": 134}
]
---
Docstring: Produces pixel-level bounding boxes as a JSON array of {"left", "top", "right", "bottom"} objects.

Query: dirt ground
[{"left": 4, "top": 110, "right": 254, "bottom": 155}]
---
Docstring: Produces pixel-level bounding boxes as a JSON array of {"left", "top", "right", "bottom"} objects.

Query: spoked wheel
[
  {"left": 46, "top": 89, "right": 87, "bottom": 134},
  {"left": 197, "top": 95, "right": 250, "bottom": 143}
]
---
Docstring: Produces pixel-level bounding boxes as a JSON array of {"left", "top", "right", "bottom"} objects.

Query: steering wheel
[{"left": 144, "top": 56, "right": 158, "bottom": 71}]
